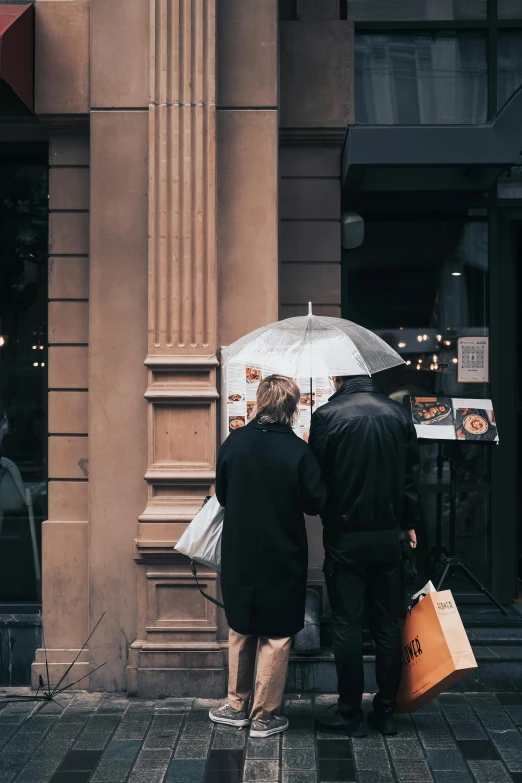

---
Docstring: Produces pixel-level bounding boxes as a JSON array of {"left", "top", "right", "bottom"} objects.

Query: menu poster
[
  {"left": 410, "top": 396, "right": 499, "bottom": 443},
  {"left": 223, "top": 361, "right": 332, "bottom": 440},
  {"left": 453, "top": 398, "right": 498, "bottom": 443},
  {"left": 411, "top": 397, "right": 455, "bottom": 441}
]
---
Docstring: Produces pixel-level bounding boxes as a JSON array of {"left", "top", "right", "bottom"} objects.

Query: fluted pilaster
[{"left": 128, "top": 0, "right": 222, "bottom": 698}]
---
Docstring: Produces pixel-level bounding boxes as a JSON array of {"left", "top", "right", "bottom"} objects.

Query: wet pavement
[{"left": 0, "top": 691, "right": 521, "bottom": 782}]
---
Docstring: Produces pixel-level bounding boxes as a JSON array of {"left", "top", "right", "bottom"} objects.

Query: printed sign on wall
[{"left": 458, "top": 337, "right": 489, "bottom": 384}]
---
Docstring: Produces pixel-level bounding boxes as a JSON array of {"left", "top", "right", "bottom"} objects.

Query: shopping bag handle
[{"left": 191, "top": 561, "right": 224, "bottom": 610}]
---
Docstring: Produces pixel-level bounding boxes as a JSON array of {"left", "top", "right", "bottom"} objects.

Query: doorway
[{"left": 514, "top": 221, "right": 522, "bottom": 604}]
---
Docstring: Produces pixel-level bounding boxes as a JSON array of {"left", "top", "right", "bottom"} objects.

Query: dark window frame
[{"left": 352, "top": 0, "right": 522, "bottom": 120}]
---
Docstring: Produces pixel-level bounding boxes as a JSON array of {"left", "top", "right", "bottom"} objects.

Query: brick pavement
[{"left": 0, "top": 691, "right": 521, "bottom": 783}]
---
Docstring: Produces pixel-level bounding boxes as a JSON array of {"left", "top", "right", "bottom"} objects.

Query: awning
[
  {"left": 0, "top": 4, "right": 34, "bottom": 113},
  {"left": 342, "top": 86, "right": 522, "bottom": 195}
]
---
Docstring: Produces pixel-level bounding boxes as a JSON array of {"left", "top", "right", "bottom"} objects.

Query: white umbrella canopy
[{"left": 222, "top": 304, "right": 404, "bottom": 378}]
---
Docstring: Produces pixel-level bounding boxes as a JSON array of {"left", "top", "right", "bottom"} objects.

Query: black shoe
[
  {"left": 315, "top": 709, "right": 367, "bottom": 738},
  {"left": 368, "top": 710, "right": 397, "bottom": 736}
]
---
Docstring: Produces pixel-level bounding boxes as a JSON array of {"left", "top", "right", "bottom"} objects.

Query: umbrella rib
[
  {"left": 225, "top": 326, "right": 279, "bottom": 368},
  {"left": 19, "top": 699, "right": 48, "bottom": 726},
  {"left": 51, "top": 612, "right": 106, "bottom": 696},
  {"left": 53, "top": 662, "right": 107, "bottom": 696},
  {"left": 40, "top": 614, "right": 52, "bottom": 697},
  {"left": 292, "top": 313, "right": 314, "bottom": 379},
  {"left": 312, "top": 315, "right": 372, "bottom": 376}
]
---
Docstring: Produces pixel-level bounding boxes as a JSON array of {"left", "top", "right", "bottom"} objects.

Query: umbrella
[
  {"left": 0, "top": 612, "right": 106, "bottom": 723},
  {"left": 222, "top": 303, "right": 404, "bottom": 380}
]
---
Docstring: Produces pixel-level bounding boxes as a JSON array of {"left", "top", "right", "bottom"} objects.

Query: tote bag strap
[{"left": 191, "top": 561, "right": 224, "bottom": 610}]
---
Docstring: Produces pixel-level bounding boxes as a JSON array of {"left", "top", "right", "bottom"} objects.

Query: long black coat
[{"left": 216, "top": 419, "right": 327, "bottom": 637}]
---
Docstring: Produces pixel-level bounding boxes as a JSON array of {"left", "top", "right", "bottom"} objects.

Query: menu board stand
[
  {"left": 428, "top": 439, "right": 507, "bottom": 615},
  {"left": 411, "top": 383, "right": 505, "bottom": 613}
]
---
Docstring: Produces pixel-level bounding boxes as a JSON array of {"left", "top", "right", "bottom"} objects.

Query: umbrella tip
[{"left": 308, "top": 302, "right": 313, "bottom": 316}]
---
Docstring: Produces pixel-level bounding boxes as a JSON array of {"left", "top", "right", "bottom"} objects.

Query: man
[{"left": 308, "top": 375, "right": 420, "bottom": 737}]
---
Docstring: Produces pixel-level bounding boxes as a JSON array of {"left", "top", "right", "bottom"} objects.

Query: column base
[
  {"left": 31, "top": 648, "right": 89, "bottom": 691},
  {"left": 127, "top": 643, "right": 225, "bottom": 698}
]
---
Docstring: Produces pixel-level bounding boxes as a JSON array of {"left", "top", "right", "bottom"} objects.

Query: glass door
[
  {"left": 342, "top": 210, "right": 494, "bottom": 596},
  {"left": 0, "top": 148, "right": 48, "bottom": 606}
]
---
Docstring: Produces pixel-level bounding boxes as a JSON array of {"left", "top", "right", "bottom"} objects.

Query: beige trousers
[{"left": 227, "top": 629, "right": 292, "bottom": 722}]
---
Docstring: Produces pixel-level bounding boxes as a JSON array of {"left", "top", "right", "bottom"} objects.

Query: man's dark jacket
[{"left": 308, "top": 377, "right": 421, "bottom": 563}]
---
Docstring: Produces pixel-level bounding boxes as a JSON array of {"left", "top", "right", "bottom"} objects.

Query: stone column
[
  {"left": 217, "top": 0, "right": 279, "bottom": 346},
  {"left": 31, "top": 0, "right": 91, "bottom": 689},
  {"left": 128, "top": 0, "right": 223, "bottom": 698},
  {"left": 88, "top": 0, "right": 149, "bottom": 692},
  {"left": 32, "top": 131, "right": 90, "bottom": 689}
]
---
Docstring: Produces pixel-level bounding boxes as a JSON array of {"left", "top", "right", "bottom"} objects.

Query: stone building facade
[{"left": 10, "top": 0, "right": 351, "bottom": 696}]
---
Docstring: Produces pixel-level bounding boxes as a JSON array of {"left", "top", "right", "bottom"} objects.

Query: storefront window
[
  {"left": 347, "top": 1, "right": 487, "bottom": 21},
  {"left": 498, "top": 0, "right": 522, "bottom": 18},
  {"left": 343, "top": 217, "right": 492, "bottom": 589},
  {"left": 355, "top": 32, "right": 488, "bottom": 124},
  {"left": 0, "top": 159, "right": 48, "bottom": 604},
  {"left": 498, "top": 165, "right": 522, "bottom": 198},
  {"left": 498, "top": 30, "right": 522, "bottom": 109}
]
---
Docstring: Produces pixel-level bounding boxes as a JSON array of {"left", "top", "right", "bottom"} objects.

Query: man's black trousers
[{"left": 324, "top": 554, "right": 403, "bottom": 719}]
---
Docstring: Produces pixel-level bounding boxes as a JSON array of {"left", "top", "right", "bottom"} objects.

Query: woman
[{"left": 210, "top": 375, "right": 326, "bottom": 738}]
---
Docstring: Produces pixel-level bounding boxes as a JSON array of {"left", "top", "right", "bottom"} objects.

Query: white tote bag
[{"left": 175, "top": 495, "right": 224, "bottom": 571}]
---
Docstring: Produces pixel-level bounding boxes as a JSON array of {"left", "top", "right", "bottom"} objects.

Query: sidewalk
[{"left": 0, "top": 691, "right": 521, "bottom": 783}]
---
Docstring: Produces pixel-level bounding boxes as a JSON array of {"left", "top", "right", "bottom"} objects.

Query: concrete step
[{"left": 286, "top": 643, "right": 522, "bottom": 694}]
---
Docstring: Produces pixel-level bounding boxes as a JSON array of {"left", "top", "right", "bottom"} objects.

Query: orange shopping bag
[{"left": 397, "top": 589, "right": 477, "bottom": 713}]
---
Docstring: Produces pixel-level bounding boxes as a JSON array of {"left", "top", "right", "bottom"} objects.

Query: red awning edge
[{"left": 0, "top": 4, "right": 34, "bottom": 112}]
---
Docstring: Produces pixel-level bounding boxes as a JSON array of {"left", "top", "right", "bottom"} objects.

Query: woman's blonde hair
[{"left": 256, "top": 374, "right": 300, "bottom": 427}]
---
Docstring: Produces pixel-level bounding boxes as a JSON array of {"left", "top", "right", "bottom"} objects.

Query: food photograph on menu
[
  {"left": 229, "top": 415, "right": 246, "bottom": 432},
  {"left": 454, "top": 407, "right": 498, "bottom": 442},
  {"left": 411, "top": 397, "right": 453, "bottom": 426},
  {"left": 411, "top": 397, "right": 456, "bottom": 440},
  {"left": 245, "top": 366, "right": 262, "bottom": 384}
]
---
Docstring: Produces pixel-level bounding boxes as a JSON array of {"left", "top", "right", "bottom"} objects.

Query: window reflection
[
  {"left": 343, "top": 217, "right": 491, "bottom": 588},
  {"left": 0, "top": 162, "right": 48, "bottom": 603},
  {"left": 498, "top": 0, "right": 522, "bottom": 18},
  {"left": 498, "top": 31, "right": 522, "bottom": 111},
  {"left": 347, "top": 0, "right": 487, "bottom": 20},
  {"left": 355, "top": 33, "right": 487, "bottom": 125}
]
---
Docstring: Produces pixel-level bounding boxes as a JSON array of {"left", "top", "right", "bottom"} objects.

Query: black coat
[
  {"left": 308, "top": 377, "right": 421, "bottom": 563},
  {"left": 216, "top": 419, "right": 327, "bottom": 637}
]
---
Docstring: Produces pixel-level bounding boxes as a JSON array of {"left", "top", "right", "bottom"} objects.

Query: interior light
[
  {"left": 0, "top": 336, "right": 5, "bottom": 348},
  {"left": 33, "top": 362, "right": 38, "bottom": 367},
  {"left": 406, "top": 360, "right": 412, "bottom": 365},
  {"left": 452, "top": 358, "right": 458, "bottom": 364},
  {"left": 433, "top": 355, "right": 438, "bottom": 362},
  {"left": 32, "top": 345, "right": 37, "bottom": 350},
  {"left": 444, "top": 340, "right": 451, "bottom": 346},
  {"left": 452, "top": 272, "right": 462, "bottom": 277},
  {"left": 41, "top": 362, "right": 45, "bottom": 367},
  {"left": 436, "top": 334, "right": 442, "bottom": 342},
  {"left": 417, "top": 335, "right": 423, "bottom": 343},
  {"left": 423, "top": 334, "right": 428, "bottom": 341},
  {"left": 398, "top": 342, "right": 407, "bottom": 349}
]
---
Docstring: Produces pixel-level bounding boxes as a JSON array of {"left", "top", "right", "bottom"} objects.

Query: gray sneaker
[
  {"left": 209, "top": 703, "right": 250, "bottom": 727},
  {"left": 250, "top": 715, "right": 289, "bottom": 738}
]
